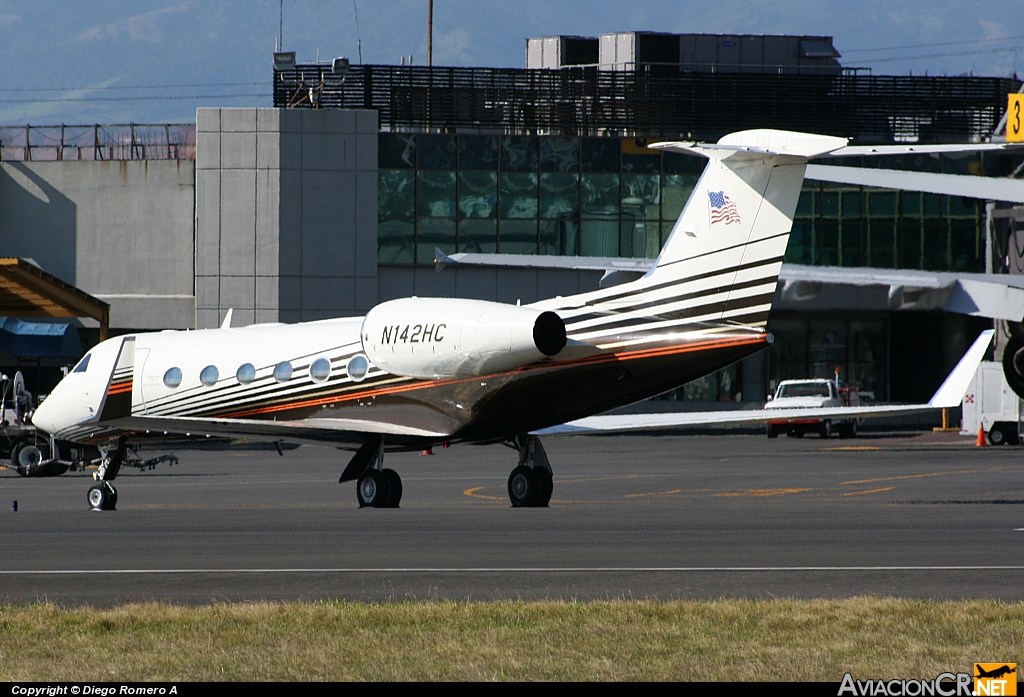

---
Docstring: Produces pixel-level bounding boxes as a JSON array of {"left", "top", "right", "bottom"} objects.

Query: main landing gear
[
  {"left": 506, "top": 433, "right": 552, "bottom": 508},
  {"left": 87, "top": 436, "right": 127, "bottom": 511},
  {"left": 339, "top": 435, "right": 402, "bottom": 508}
]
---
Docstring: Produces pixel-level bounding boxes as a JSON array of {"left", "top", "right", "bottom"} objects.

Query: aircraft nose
[
  {"left": 31, "top": 381, "right": 91, "bottom": 436},
  {"left": 30, "top": 393, "right": 61, "bottom": 434}
]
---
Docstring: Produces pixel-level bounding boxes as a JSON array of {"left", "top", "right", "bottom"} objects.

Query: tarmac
[{"left": 1, "top": 430, "right": 1023, "bottom": 605}]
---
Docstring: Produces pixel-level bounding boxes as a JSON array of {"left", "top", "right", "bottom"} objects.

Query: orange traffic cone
[{"left": 976, "top": 422, "right": 987, "bottom": 447}]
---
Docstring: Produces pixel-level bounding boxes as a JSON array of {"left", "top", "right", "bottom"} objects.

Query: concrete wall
[
  {"left": 0, "top": 160, "right": 195, "bottom": 329},
  {"left": 195, "top": 107, "right": 378, "bottom": 329}
]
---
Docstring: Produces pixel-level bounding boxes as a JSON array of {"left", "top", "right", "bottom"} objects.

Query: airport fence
[{"left": 0, "top": 124, "right": 196, "bottom": 162}]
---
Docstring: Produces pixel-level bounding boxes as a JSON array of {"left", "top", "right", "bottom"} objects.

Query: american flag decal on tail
[{"left": 709, "top": 191, "right": 741, "bottom": 225}]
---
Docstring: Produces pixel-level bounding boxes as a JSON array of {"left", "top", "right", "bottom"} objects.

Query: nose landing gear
[
  {"left": 87, "top": 436, "right": 127, "bottom": 511},
  {"left": 87, "top": 482, "right": 118, "bottom": 511}
]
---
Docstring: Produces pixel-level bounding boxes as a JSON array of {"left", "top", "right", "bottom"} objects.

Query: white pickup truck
[{"left": 763, "top": 379, "right": 859, "bottom": 439}]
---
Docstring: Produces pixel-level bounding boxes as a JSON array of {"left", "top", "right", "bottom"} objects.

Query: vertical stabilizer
[{"left": 599, "top": 130, "right": 849, "bottom": 327}]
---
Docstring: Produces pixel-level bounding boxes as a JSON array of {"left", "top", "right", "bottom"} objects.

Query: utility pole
[{"left": 428, "top": 0, "right": 433, "bottom": 67}]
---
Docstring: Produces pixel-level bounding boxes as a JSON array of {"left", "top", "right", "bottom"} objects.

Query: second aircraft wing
[{"left": 536, "top": 330, "right": 992, "bottom": 436}]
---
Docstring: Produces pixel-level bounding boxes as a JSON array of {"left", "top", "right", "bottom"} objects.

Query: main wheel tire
[
  {"left": 819, "top": 420, "right": 832, "bottom": 439},
  {"left": 382, "top": 468, "right": 402, "bottom": 508},
  {"left": 87, "top": 483, "right": 117, "bottom": 511},
  {"left": 988, "top": 426, "right": 1007, "bottom": 446},
  {"left": 12, "top": 439, "right": 51, "bottom": 476},
  {"left": 766, "top": 424, "right": 779, "bottom": 439},
  {"left": 534, "top": 468, "right": 553, "bottom": 507},
  {"left": 508, "top": 466, "right": 542, "bottom": 507},
  {"left": 357, "top": 469, "right": 392, "bottom": 508},
  {"left": 1002, "top": 336, "right": 1024, "bottom": 399}
]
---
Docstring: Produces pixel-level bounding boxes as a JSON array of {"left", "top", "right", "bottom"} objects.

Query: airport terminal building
[{"left": 1, "top": 32, "right": 1021, "bottom": 408}]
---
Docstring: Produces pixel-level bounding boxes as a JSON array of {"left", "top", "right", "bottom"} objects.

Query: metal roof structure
[
  {"left": 0, "top": 258, "right": 110, "bottom": 340},
  {"left": 273, "top": 64, "right": 1014, "bottom": 143}
]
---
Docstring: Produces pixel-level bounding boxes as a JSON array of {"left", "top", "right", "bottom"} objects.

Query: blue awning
[{"left": 0, "top": 317, "right": 82, "bottom": 358}]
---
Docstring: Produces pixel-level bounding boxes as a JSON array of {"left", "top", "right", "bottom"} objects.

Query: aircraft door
[{"left": 135, "top": 348, "right": 152, "bottom": 414}]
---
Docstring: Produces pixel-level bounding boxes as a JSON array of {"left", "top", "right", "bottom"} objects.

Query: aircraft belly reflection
[{"left": 31, "top": 129, "right": 1009, "bottom": 511}]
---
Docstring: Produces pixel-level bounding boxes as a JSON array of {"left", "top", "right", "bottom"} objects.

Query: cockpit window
[{"left": 71, "top": 354, "right": 92, "bottom": 373}]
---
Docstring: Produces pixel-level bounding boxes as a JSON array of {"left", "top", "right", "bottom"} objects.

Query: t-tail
[{"left": 544, "top": 130, "right": 849, "bottom": 328}]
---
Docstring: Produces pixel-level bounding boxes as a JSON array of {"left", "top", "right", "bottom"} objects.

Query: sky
[{"left": 0, "top": 0, "right": 1021, "bottom": 125}]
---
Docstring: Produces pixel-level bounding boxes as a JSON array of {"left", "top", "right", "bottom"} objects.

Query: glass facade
[
  {"left": 766, "top": 315, "right": 888, "bottom": 403},
  {"left": 782, "top": 152, "right": 1014, "bottom": 272},
  {"left": 381, "top": 134, "right": 1002, "bottom": 273},
  {"left": 379, "top": 133, "right": 702, "bottom": 264}
]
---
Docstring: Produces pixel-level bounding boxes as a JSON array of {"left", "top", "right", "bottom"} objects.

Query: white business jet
[{"left": 32, "top": 129, "right": 1007, "bottom": 511}]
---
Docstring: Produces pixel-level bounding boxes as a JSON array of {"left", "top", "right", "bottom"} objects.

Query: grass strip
[{"left": 0, "top": 598, "right": 1021, "bottom": 681}]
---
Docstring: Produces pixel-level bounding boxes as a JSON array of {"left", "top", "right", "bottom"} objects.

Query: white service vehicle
[
  {"left": 764, "top": 378, "right": 859, "bottom": 439},
  {"left": 961, "top": 361, "right": 1021, "bottom": 445}
]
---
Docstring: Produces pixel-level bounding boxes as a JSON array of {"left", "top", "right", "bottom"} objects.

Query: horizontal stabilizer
[
  {"left": 650, "top": 129, "right": 848, "bottom": 161},
  {"left": 829, "top": 143, "right": 1022, "bottom": 157}
]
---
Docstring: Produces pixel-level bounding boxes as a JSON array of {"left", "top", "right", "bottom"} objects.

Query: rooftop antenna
[
  {"left": 353, "top": 0, "right": 363, "bottom": 64},
  {"left": 428, "top": 0, "right": 433, "bottom": 67},
  {"left": 279, "top": 0, "right": 284, "bottom": 50}
]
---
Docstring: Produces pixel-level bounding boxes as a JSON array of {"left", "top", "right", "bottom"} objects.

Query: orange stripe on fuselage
[
  {"left": 214, "top": 334, "right": 767, "bottom": 420},
  {"left": 107, "top": 382, "right": 133, "bottom": 395}
]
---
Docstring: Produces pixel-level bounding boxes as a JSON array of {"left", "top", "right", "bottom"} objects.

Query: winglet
[
  {"left": 928, "top": 329, "right": 994, "bottom": 408},
  {"left": 435, "top": 247, "right": 456, "bottom": 273},
  {"left": 221, "top": 308, "right": 233, "bottom": 329}
]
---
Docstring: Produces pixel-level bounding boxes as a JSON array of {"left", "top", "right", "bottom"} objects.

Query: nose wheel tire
[
  {"left": 508, "top": 466, "right": 545, "bottom": 507},
  {"left": 87, "top": 483, "right": 117, "bottom": 511},
  {"left": 357, "top": 469, "right": 394, "bottom": 508}
]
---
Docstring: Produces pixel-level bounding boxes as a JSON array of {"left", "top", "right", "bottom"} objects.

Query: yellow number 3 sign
[{"left": 1009, "top": 94, "right": 1024, "bottom": 142}]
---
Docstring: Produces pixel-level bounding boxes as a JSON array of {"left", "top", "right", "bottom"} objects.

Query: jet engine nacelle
[{"left": 361, "top": 298, "right": 566, "bottom": 380}]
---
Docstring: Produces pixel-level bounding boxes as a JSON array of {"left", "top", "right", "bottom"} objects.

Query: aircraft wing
[
  {"left": 535, "top": 329, "right": 992, "bottom": 436},
  {"left": 95, "top": 414, "right": 449, "bottom": 447},
  {"left": 806, "top": 164, "right": 1024, "bottom": 205}
]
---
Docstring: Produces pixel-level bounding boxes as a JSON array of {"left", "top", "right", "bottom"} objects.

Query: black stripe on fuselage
[
  {"left": 564, "top": 275, "right": 779, "bottom": 333},
  {"left": 554, "top": 244, "right": 786, "bottom": 310}
]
